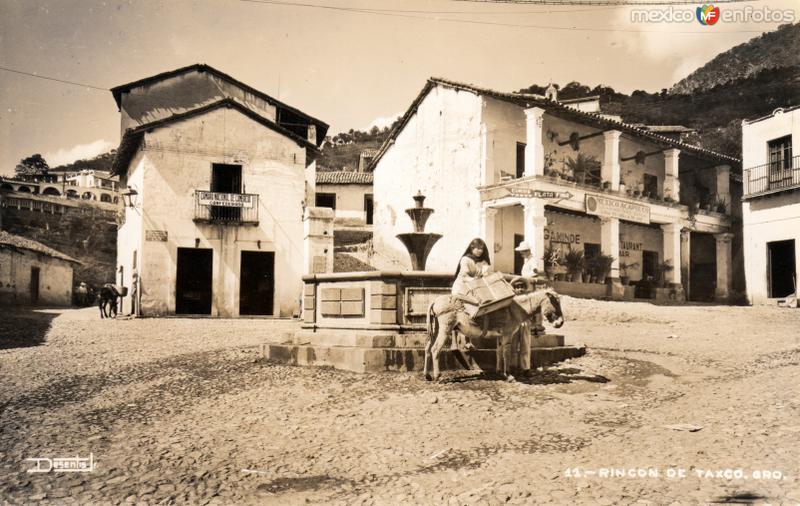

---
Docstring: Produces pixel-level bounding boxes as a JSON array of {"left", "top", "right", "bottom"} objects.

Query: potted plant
[
  {"left": 595, "top": 254, "right": 616, "bottom": 284},
  {"left": 619, "top": 261, "right": 639, "bottom": 286},
  {"left": 541, "top": 244, "right": 562, "bottom": 280},
  {"left": 714, "top": 195, "right": 728, "bottom": 214},
  {"left": 563, "top": 248, "right": 586, "bottom": 282},
  {"left": 657, "top": 260, "right": 674, "bottom": 288},
  {"left": 565, "top": 153, "right": 600, "bottom": 187}
]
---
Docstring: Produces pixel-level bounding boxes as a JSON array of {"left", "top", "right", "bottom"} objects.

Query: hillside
[{"left": 670, "top": 22, "right": 800, "bottom": 95}]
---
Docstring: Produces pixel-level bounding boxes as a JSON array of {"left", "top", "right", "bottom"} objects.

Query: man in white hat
[{"left": 515, "top": 241, "right": 538, "bottom": 280}]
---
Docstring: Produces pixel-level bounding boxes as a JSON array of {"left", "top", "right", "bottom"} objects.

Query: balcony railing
[
  {"left": 193, "top": 191, "right": 259, "bottom": 225},
  {"left": 744, "top": 155, "right": 800, "bottom": 198}
]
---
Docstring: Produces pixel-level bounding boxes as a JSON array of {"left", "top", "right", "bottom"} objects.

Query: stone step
[
  {"left": 265, "top": 343, "right": 586, "bottom": 374},
  {"left": 285, "top": 330, "right": 564, "bottom": 349}
]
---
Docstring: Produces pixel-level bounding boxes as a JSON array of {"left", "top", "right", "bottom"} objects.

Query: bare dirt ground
[{"left": 1, "top": 298, "right": 799, "bottom": 505}]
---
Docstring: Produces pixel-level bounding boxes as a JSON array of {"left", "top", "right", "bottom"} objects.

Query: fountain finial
[{"left": 396, "top": 192, "right": 442, "bottom": 271}]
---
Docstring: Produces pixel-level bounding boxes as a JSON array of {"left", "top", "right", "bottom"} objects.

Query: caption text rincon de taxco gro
[{"left": 564, "top": 467, "right": 787, "bottom": 480}]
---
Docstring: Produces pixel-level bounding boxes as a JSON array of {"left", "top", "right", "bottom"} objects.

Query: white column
[
  {"left": 715, "top": 164, "right": 731, "bottom": 212},
  {"left": 661, "top": 223, "right": 682, "bottom": 285},
  {"left": 303, "top": 207, "right": 334, "bottom": 275},
  {"left": 602, "top": 130, "right": 621, "bottom": 191},
  {"left": 714, "top": 232, "right": 734, "bottom": 301},
  {"left": 663, "top": 148, "right": 680, "bottom": 202},
  {"left": 601, "top": 217, "right": 620, "bottom": 279},
  {"left": 680, "top": 228, "right": 691, "bottom": 298},
  {"left": 480, "top": 206, "right": 498, "bottom": 261},
  {"left": 523, "top": 199, "right": 547, "bottom": 272},
  {"left": 524, "top": 107, "right": 545, "bottom": 178}
]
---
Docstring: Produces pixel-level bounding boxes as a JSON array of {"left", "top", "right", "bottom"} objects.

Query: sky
[{"left": 0, "top": 0, "right": 796, "bottom": 175}]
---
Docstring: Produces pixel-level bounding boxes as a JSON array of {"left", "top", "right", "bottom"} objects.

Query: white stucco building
[
  {"left": 370, "top": 78, "right": 742, "bottom": 302},
  {"left": 741, "top": 105, "right": 799, "bottom": 304},
  {"left": 314, "top": 171, "right": 373, "bottom": 227},
  {"left": 111, "top": 64, "right": 328, "bottom": 317},
  {"left": 0, "top": 230, "right": 80, "bottom": 306}
]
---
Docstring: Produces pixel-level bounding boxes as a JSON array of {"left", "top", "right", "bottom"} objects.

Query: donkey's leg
[
  {"left": 430, "top": 326, "right": 447, "bottom": 381},
  {"left": 423, "top": 335, "right": 433, "bottom": 381}
]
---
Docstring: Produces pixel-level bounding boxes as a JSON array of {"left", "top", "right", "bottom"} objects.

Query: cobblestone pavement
[{"left": 1, "top": 300, "right": 799, "bottom": 505}]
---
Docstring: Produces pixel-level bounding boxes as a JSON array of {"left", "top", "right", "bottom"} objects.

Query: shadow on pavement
[
  {"left": 441, "top": 367, "right": 609, "bottom": 385},
  {"left": 0, "top": 308, "right": 60, "bottom": 350},
  {"left": 712, "top": 491, "right": 769, "bottom": 504}
]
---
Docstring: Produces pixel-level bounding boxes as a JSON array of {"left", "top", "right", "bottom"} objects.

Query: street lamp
[{"left": 121, "top": 187, "right": 138, "bottom": 208}]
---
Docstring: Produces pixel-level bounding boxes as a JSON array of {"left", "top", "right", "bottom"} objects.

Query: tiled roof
[
  {"left": 110, "top": 63, "right": 328, "bottom": 143},
  {"left": 111, "top": 99, "right": 320, "bottom": 176},
  {"left": 334, "top": 252, "right": 376, "bottom": 273},
  {"left": 0, "top": 231, "right": 81, "bottom": 264},
  {"left": 368, "top": 77, "right": 740, "bottom": 171},
  {"left": 316, "top": 171, "right": 373, "bottom": 184}
]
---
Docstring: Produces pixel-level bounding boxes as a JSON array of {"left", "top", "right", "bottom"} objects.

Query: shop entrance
[
  {"left": 767, "top": 239, "right": 796, "bottom": 298},
  {"left": 239, "top": 251, "right": 275, "bottom": 316},
  {"left": 176, "top": 248, "right": 213, "bottom": 314}
]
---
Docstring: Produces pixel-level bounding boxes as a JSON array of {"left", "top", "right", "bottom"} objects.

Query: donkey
[
  {"left": 98, "top": 284, "right": 120, "bottom": 319},
  {"left": 424, "top": 289, "right": 565, "bottom": 382}
]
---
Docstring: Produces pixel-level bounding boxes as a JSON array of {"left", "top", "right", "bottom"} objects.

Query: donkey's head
[
  {"left": 540, "top": 289, "right": 565, "bottom": 328},
  {"left": 515, "top": 288, "right": 565, "bottom": 329}
]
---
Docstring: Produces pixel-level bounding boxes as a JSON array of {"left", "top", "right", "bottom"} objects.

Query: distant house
[
  {"left": 111, "top": 64, "right": 328, "bottom": 317},
  {"left": 0, "top": 230, "right": 80, "bottom": 306},
  {"left": 741, "top": 106, "right": 800, "bottom": 304},
  {"left": 314, "top": 171, "right": 374, "bottom": 227}
]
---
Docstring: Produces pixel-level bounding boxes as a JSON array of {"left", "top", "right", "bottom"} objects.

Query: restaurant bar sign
[
  {"left": 585, "top": 195, "right": 650, "bottom": 224},
  {"left": 197, "top": 191, "right": 254, "bottom": 208}
]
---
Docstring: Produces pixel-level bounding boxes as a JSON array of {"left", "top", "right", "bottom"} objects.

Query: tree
[{"left": 15, "top": 154, "right": 50, "bottom": 177}]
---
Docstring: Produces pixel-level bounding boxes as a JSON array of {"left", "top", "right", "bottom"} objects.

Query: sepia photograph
[{"left": 1, "top": 0, "right": 799, "bottom": 503}]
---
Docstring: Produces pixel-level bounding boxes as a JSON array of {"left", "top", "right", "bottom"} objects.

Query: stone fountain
[
  {"left": 263, "top": 192, "right": 585, "bottom": 373},
  {"left": 395, "top": 191, "right": 442, "bottom": 271}
]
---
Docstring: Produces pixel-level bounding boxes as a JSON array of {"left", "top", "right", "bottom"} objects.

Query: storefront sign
[
  {"left": 507, "top": 188, "right": 572, "bottom": 200},
  {"left": 145, "top": 230, "right": 168, "bottom": 242},
  {"left": 544, "top": 229, "right": 581, "bottom": 245},
  {"left": 585, "top": 195, "right": 650, "bottom": 224},
  {"left": 197, "top": 191, "right": 254, "bottom": 208}
]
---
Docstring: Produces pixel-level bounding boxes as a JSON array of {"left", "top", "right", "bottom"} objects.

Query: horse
[
  {"left": 424, "top": 289, "right": 565, "bottom": 382},
  {"left": 98, "top": 283, "right": 120, "bottom": 319}
]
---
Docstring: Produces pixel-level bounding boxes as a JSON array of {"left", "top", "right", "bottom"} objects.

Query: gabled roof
[
  {"left": 368, "top": 77, "right": 740, "bottom": 171},
  {"left": 316, "top": 171, "right": 373, "bottom": 185},
  {"left": 111, "top": 98, "right": 320, "bottom": 176},
  {"left": 0, "top": 231, "right": 81, "bottom": 265},
  {"left": 110, "top": 63, "right": 329, "bottom": 144}
]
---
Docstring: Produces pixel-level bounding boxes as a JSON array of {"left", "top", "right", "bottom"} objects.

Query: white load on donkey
[{"left": 424, "top": 272, "right": 564, "bottom": 381}]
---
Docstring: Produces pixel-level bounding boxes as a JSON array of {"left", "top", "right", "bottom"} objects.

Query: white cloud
[
  {"left": 363, "top": 112, "right": 402, "bottom": 132},
  {"left": 45, "top": 139, "right": 114, "bottom": 167}
]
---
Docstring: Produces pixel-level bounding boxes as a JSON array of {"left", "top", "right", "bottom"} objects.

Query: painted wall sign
[
  {"left": 585, "top": 195, "right": 650, "bottom": 224},
  {"left": 544, "top": 229, "right": 581, "bottom": 245},
  {"left": 507, "top": 188, "right": 573, "bottom": 200},
  {"left": 145, "top": 230, "right": 168, "bottom": 242},
  {"left": 197, "top": 191, "right": 254, "bottom": 208}
]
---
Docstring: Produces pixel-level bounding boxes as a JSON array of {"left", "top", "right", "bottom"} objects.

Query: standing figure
[{"left": 515, "top": 241, "right": 546, "bottom": 334}]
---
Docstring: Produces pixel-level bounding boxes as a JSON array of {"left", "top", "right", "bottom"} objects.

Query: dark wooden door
[
  {"left": 211, "top": 164, "right": 242, "bottom": 221},
  {"left": 239, "top": 251, "right": 274, "bottom": 316},
  {"left": 30, "top": 267, "right": 40, "bottom": 304},
  {"left": 176, "top": 248, "right": 213, "bottom": 314},
  {"left": 768, "top": 239, "right": 796, "bottom": 298}
]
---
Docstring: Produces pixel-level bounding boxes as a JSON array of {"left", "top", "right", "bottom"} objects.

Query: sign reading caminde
[
  {"left": 197, "top": 191, "right": 254, "bottom": 208},
  {"left": 585, "top": 195, "right": 650, "bottom": 224}
]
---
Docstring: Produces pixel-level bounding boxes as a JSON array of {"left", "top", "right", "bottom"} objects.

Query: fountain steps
[{"left": 264, "top": 330, "right": 585, "bottom": 373}]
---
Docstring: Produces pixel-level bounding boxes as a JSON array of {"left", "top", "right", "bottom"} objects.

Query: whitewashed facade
[
  {"left": 741, "top": 106, "right": 800, "bottom": 304},
  {"left": 371, "top": 79, "right": 742, "bottom": 302}
]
